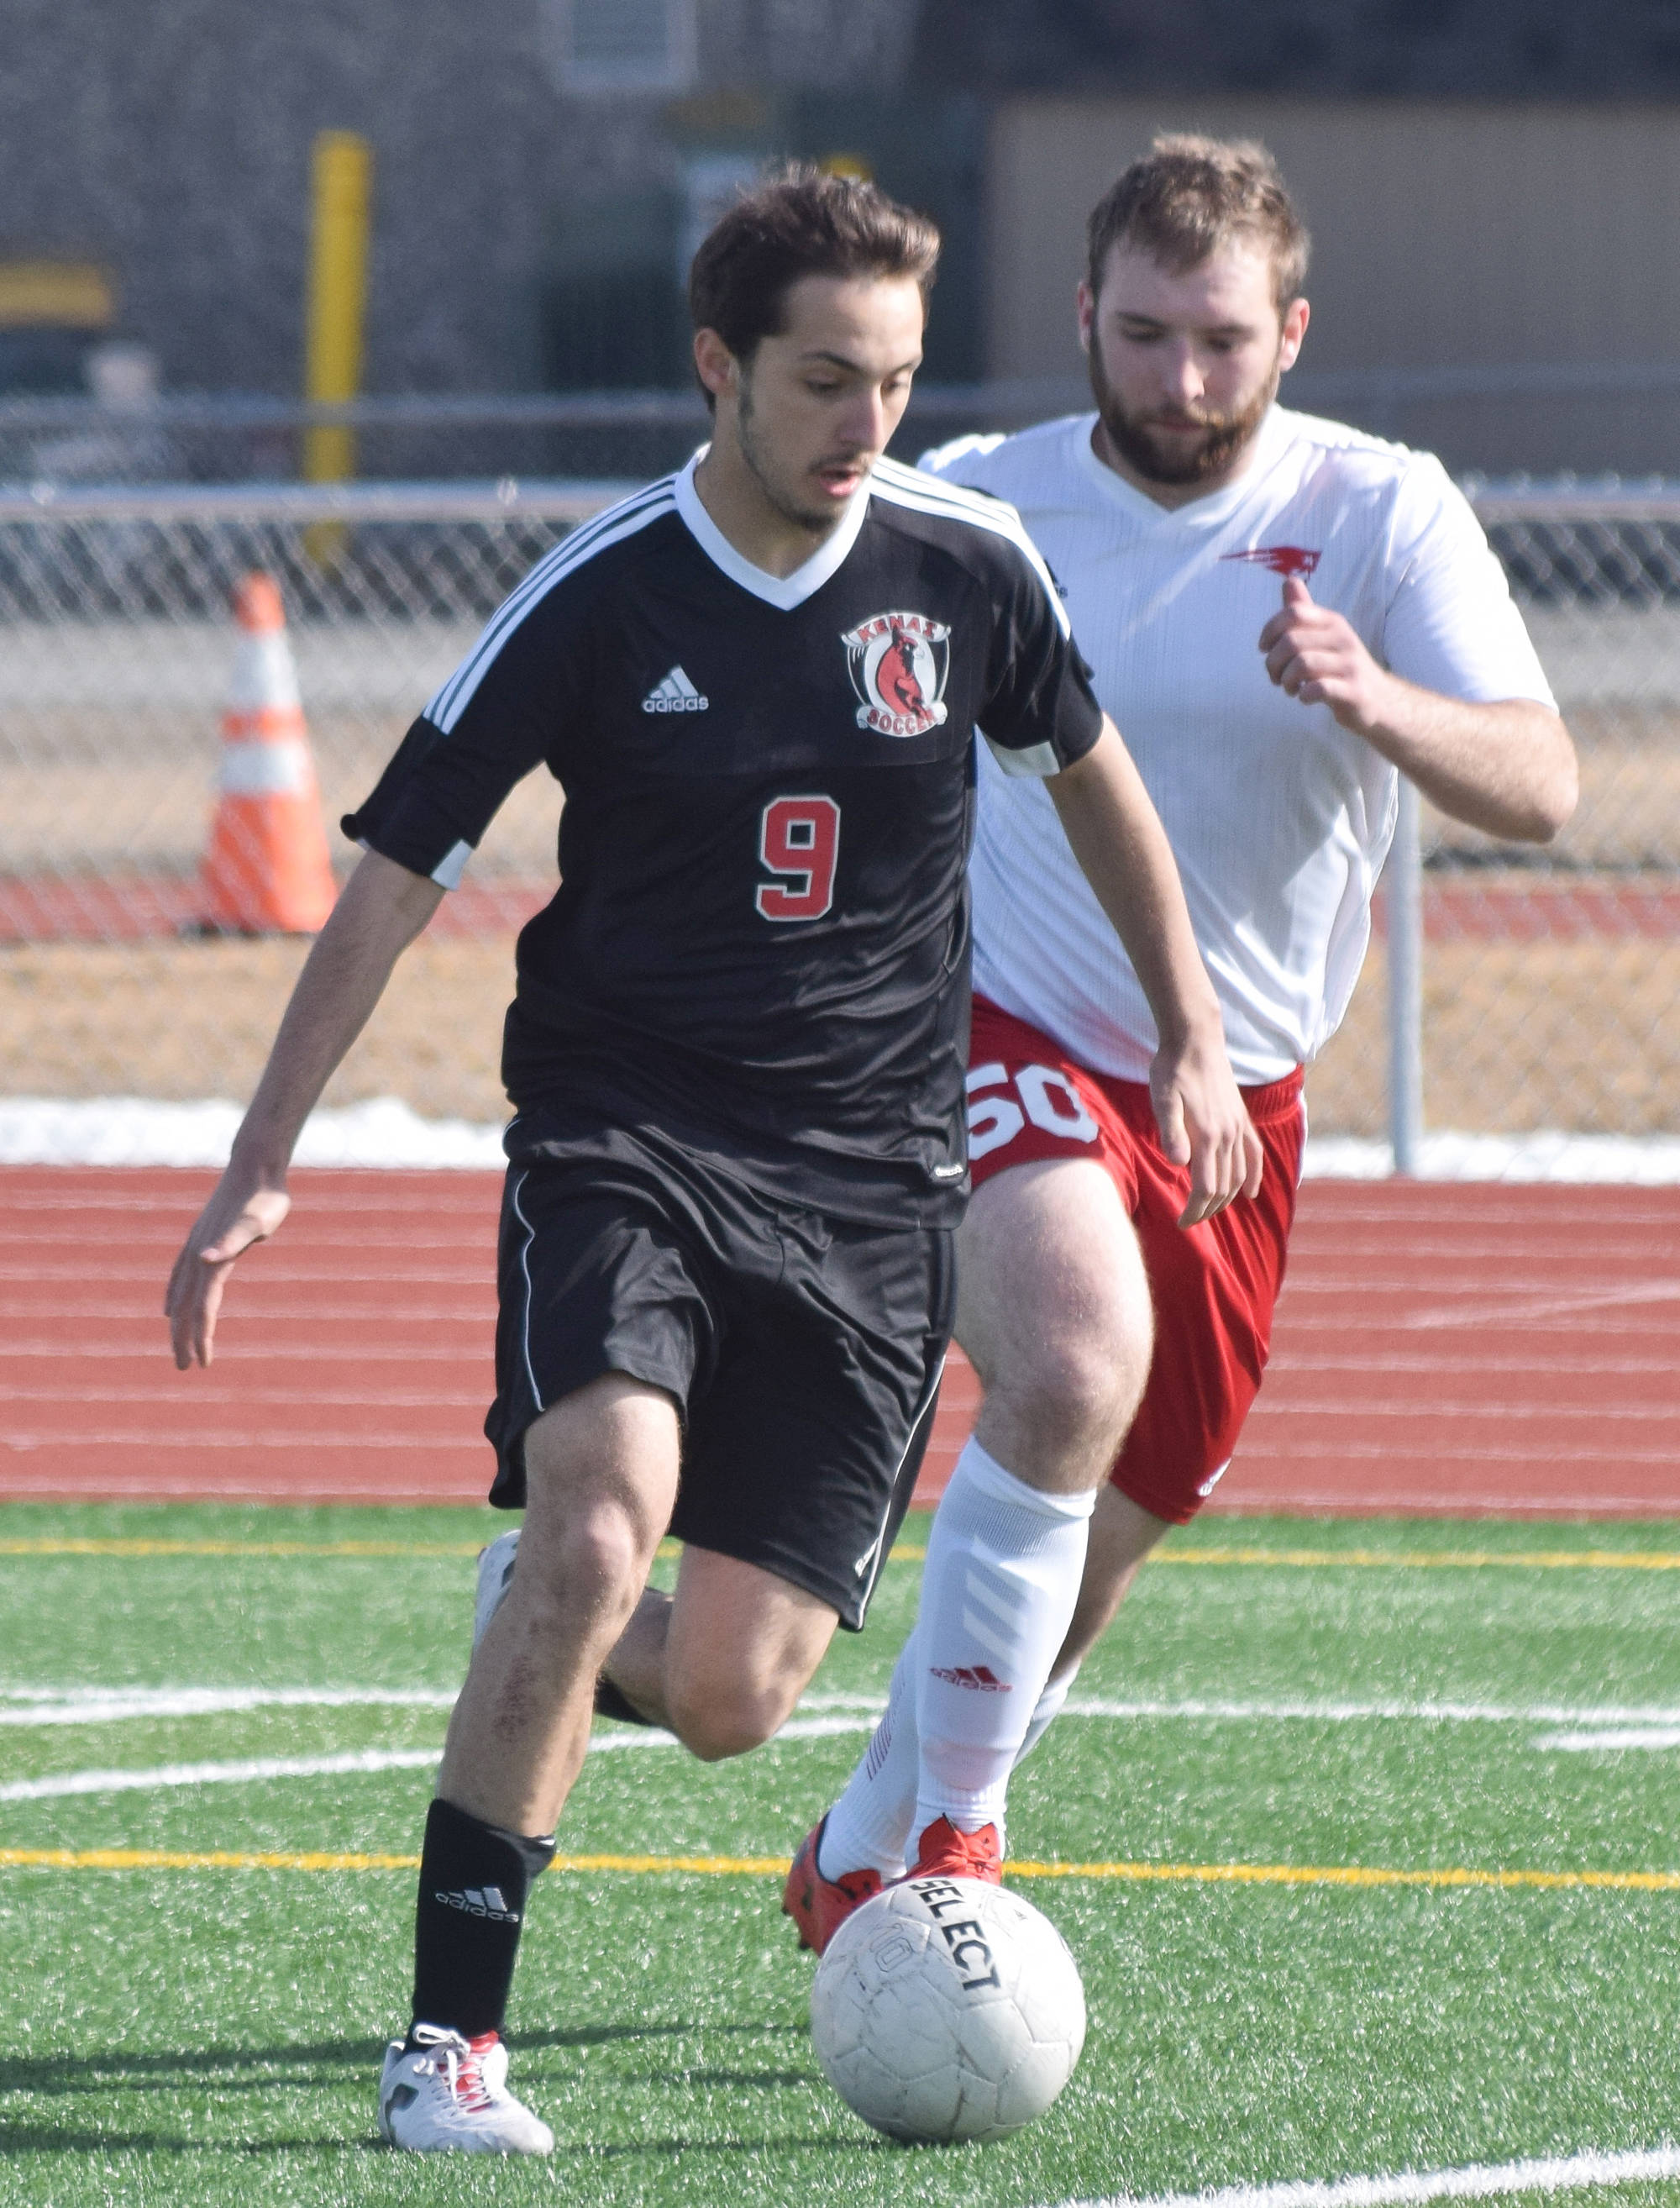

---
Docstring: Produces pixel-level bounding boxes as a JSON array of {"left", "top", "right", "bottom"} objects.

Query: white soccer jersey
[{"left": 927, "top": 406, "right": 1556, "bottom": 1084}]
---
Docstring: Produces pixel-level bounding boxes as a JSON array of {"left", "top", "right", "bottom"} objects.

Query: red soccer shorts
[{"left": 966, "top": 996, "right": 1305, "bottom": 1523}]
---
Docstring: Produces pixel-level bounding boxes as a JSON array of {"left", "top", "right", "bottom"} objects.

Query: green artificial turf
[{"left": 3, "top": 1503, "right": 1680, "bottom": 2206}]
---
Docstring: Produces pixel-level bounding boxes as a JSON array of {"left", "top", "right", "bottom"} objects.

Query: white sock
[
  {"left": 1015, "top": 1666, "right": 1077, "bottom": 1767},
  {"left": 816, "top": 1629, "right": 920, "bottom": 1883},
  {"left": 911, "top": 1439, "right": 1095, "bottom": 1850}
]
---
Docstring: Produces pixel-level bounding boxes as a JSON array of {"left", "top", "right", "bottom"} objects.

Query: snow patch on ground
[
  {"left": 1303, "top": 1133, "right": 1680, "bottom": 1183},
  {"left": 0, "top": 1096, "right": 507, "bottom": 1169},
  {"left": 4, "top": 1099, "right": 1680, "bottom": 1183}
]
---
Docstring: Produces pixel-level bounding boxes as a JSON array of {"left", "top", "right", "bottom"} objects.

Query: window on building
[{"left": 546, "top": 0, "right": 698, "bottom": 96}]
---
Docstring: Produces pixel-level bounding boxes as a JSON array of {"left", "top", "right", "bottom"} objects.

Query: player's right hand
[
  {"left": 1149, "top": 1022, "right": 1267, "bottom": 1228},
  {"left": 165, "top": 1170, "right": 291, "bottom": 1370}
]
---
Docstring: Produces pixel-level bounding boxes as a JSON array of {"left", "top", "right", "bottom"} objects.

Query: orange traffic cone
[{"left": 198, "top": 573, "right": 338, "bottom": 932}]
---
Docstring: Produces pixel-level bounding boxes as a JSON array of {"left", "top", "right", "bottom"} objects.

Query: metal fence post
[{"left": 1387, "top": 776, "right": 1425, "bottom": 1175}]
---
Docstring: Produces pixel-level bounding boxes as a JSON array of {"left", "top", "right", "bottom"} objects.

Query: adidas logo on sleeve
[{"left": 642, "top": 665, "right": 709, "bottom": 713}]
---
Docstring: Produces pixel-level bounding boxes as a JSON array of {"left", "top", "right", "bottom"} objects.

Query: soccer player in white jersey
[{"left": 788, "top": 135, "right": 1578, "bottom": 1951}]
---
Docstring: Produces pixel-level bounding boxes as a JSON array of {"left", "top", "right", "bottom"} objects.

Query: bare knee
[
  {"left": 508, "top": 1501, "right": 648, "bottom": 1642},
  {"left": 992, "top": 1333, "right": 1140, "bottom": 1463},
  {"left": 515, "top": 1378, "right": 680, "bottom": 1637},
  {"left": 663, "top": 1670, "right": 797, "bottom": 1761},
  {"left": 958, "top": 1160, "right": 1152, "bottom": 1486}
]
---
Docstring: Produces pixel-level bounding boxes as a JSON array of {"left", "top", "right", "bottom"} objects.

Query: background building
[{"left": 3, "top": 0, "right": 1680, "bottom": 469}]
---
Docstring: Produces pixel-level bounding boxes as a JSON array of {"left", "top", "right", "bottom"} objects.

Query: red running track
[{"left": 2, "top": 1169, "right": 1677, "bottom": 1516}]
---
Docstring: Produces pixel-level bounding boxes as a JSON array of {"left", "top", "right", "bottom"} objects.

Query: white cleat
[
  {"left": 377, "top": 2025, "right": 553, "bottom": 2154},
  {"left": 473, "top": 1529, "right": 521, "bottom": 1651}
]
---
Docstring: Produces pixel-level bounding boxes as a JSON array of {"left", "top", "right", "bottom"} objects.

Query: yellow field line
[
  {"left": 0, "top": 1541, "right": 487, "bottom": 1558},
  {"left": 0, "top": 1538, "right": 927, "bottom": 1562},
  {"left": 9, "top": 1537, "right": 1680, "bottom": 1570},
  {"left": 1007, "top": 1859, "right": 1680, "bottom": 1894},
  {"left": 1158, "top": 1547, "right": 1680, "bottom": 1571},
  {"left": 4, "top": 1847, "right": 1677, "bottom": 1892}
]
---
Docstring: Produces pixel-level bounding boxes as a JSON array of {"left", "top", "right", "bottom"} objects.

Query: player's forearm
[
  {"left": 1047, "top": 728, "right": 1222, "bottom": 1050},
  {"left": 231, "top": 850, "right": 444, "bottom": 1173},
  {"left": 1358, "top": 682, "right": 1578, "bottom": 843}
]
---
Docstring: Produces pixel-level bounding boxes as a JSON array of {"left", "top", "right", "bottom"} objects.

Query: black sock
[{"left": 409, "top": 1796, "right": 556, "bottom": 2042}]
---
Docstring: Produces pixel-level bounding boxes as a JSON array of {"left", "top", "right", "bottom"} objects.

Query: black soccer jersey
[{"left": 344, "top": 455, "right": 1104, "bottom": 1224}]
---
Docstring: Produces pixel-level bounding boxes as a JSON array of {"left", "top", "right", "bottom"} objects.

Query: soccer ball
[{"left": 809, "top": 1874, "right": 1085, "bottom": 2144}]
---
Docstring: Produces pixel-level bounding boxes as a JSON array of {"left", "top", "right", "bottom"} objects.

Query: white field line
[
  {"left": 0, "top": 1748, "right": 444, "bottom": 1802},
  {"left": 1061, "top": 1696, "right": 1680, "bottom": 1727},
  {"left": 1048, "top": 2141, "right": 1680, "bottom": 2208},
  {"left": 0, "top": 1716, "right": 875, "bottom": 1801},
  {"left": 10, "top": 1695, "right": 1680, "bottom": 1799},
  {"left": 13, "top": 1685, "right": 1680, "bottom": 1733},
  {"left": 1535, "top": 1727, "right": 1680, "bottom": 1752},
  {"left": 0, "top": 1685, "right": 459, "bottom": 1726}
]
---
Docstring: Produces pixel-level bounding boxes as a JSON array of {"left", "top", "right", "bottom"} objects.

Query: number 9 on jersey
[{"left": 757, "top": 795, "right": 840, "bottom": 923}]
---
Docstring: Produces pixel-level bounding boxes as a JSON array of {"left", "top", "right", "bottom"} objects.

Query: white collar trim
[{"left": 674, "top": 450, "right": 870, "bottom": 609}]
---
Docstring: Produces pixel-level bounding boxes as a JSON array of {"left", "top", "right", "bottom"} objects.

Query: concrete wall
[
  {"left": 0, "top": 0, "right": 919, "bottom": 397},
  {"left": 985, "top": 98, "right": 1680, "bottom": 473}
]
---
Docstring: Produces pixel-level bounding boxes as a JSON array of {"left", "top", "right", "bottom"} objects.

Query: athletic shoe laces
[{"left": 411, "top": 2023, "right": 501, "bottom": 2113}]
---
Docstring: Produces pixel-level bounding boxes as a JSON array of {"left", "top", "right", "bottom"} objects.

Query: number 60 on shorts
[{"left": 966, "top": 1059, "right": 1100, "bottom": 1161}]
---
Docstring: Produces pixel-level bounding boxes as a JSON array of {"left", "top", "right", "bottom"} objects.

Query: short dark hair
[
  {"left": 689, "top": 162, "right": 940, "bottom": 391},
  {"left": 1086, "top": 135, "right": 1310, "bottom": 312}
]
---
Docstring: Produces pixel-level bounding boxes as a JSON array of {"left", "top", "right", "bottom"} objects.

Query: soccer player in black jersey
[{"left": 165, "top": 167, "right": 1259, "bottom": 2153}]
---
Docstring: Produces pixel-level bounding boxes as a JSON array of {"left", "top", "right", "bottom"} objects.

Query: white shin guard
[{"left": 911, "top": 1439, "right": 1094, "bottom": 1848}]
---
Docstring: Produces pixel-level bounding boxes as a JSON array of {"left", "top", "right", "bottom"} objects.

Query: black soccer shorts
[{"left": 482, "top": 1128, "right": 953, "bottom": 1632}]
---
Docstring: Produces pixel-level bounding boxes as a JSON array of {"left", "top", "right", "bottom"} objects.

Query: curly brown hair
[{"left": 1086, "top": 135, "right": 1310, "bottom": 311}]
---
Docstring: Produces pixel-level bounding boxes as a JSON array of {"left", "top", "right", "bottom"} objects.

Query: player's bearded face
[
  {"left": 1088, "top": 321, "right": 1282, "bottom": 487},
  {"left": 727, "top": 274, "right": 925, "bottom": 534},
  {"left": 734, "top": 369, "right": 861, "bottom": 533}
]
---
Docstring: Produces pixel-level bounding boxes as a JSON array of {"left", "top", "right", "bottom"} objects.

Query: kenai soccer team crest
[{"left": 842, "top": 612, "right": 951, "bottom": 737}]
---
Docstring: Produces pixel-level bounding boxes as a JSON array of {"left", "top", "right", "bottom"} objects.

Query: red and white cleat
[
  {"left": 377, "top": 2025, "right": 553, "bottom": 2154},
  {"left": 906, "top": 1814, "right": 1003, "bottom": 1885},
  {"left": 781, "top": 1818, "right": 885, "bottom": 1956}
]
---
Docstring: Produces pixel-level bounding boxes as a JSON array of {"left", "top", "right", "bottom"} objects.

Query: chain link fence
[
  {"left": 1310, "top": 484, "right": 1680, "bottom": 1157},
  {"left": 0, "top": 386, "right": 1092, "bottom": 493},
  {"left": 1, "top": 465, "right": 1676, "bottom": 1157}
]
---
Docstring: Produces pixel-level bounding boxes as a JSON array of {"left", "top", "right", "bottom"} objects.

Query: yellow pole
[{"left": 302, "top": 130, "right": 371, "bottom": 485}]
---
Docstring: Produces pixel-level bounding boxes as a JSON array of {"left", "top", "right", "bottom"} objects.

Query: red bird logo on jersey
[
  {"left": 1221, "top": 544, "right": 1321, "bottom": 578},
  {"left": 842, "top": 610, "right": 952, "bottom": 737},
  {"left": 879, "top": 625, "right": 927, "bottom": 717}
]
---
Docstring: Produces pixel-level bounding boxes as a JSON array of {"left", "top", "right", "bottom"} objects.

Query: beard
[
  {"left": 1089, "top": 340, "right": 1280, "bottom": 487},
  {"left": 736, "top": 374, "right": 863, "bottom": 534}
]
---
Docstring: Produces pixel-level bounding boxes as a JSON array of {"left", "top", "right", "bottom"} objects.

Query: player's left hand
[
  {"left": 1258, "top": 576, "right": 1397, "bottom": 737},
  {"left": 1149, "top": 1021, "right": 1266, "bottom": 1228}
]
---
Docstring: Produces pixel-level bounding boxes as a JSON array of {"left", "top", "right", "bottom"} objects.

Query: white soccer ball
[{"left": 810, "top": 1874, "right": 1085, "bottom": 2144}]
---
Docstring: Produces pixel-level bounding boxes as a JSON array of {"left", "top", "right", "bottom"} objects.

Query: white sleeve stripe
[
  {"left": 427, "top": 484, "right": 664, "bottom": 725},
  {"left": 868, "top": 461, "right": 1072, "bottom": 639},
  {"left": 984, "top": 733, "right": 1063, "bottom": 779},
  {"left": 426, "top": 497, "right": 658, "bottom": 730},
  {"left": 429, "top": 838, "right": 473, "bottom": 890},
  {"left": 427, "top": 482, "right": 675, "bottom": 730},
  {"left": 425, "top": 482, "right": 678, "bottom": 733}
]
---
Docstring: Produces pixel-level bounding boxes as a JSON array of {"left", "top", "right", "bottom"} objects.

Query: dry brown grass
[
  {"left": 6, "top": 928, "right": 1680, "bottom": 1136},
  {"left": 0, "top": 934, "right": 516, "bottom": 1119},
  {"left": 1306, "top": 937, "right": 1680, "bottom": 1135}
]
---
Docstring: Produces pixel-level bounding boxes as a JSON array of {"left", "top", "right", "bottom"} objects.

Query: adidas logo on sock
[
  {"left": 433, "top": 1885, "right": 520, "bottom": 1922},
  {"left": 929, "top": 1664, "right": 1011, "bottom": 1691},
  {"left": 642, "top": 665, "right": 709, "bottom": 713}
]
